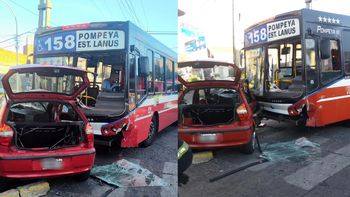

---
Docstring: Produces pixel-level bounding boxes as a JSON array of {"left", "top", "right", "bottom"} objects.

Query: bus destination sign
[
  {"left": 35, "top": 30, "right": 125, "bottom": 54},
  {"left": 245, "top": 18, "right": 300, "bottom": 47}
]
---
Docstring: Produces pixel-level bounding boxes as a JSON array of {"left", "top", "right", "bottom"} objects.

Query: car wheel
[
  {"left": 141, "top": 116, "right": 157, "bottom": 147},
  {"left": 74, "top": 170, "right": 90, "bottom": 182},
  {"left": 241, "top": 131, "right": 256, "bottom": 154},
  {"left": 0, "top": 177, "right": 7, "bottom": 192}
]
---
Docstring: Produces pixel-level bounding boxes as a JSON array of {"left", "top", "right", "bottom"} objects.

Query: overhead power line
[
  {"left": 7, "top": 0, "right": 36, "bottom": 16},
  {"left": 147, "top": 31, "right": 177, "bottom": 35},
  {"left": 115, "top": 0, "right": 127, "bottom": 20},
  {"left": 7, "top": 0, "right": 58, "bottom": 26},
  {"left": 0, "top": 28, "right": 36, "bottom": 44},
  {"left": 140, "top": 0, "right": 148, "bottom": 30}
]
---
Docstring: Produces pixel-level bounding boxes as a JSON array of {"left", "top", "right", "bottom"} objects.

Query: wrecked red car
[
  {"left": 178, "top": 60, "right": 256, "bottom": 154},
  {"left": 0, "top": 65, "right": 95, "bottom": 189}
]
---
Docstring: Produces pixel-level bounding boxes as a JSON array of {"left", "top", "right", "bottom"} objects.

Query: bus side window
[
  {"left": 343, "top": 30, "right": 350, "bottom": 74},
  {"left": 147, "top": 50, "right": 154, "bottom": 93},
  {"left": 320, "top": 40, "right": 341, "bottom": 83},
  {"left": 165, "top": 59, "right": 174, "bottom": 92},
  {"left": 154, "top": 53, "right": 165, "bottom": 92},
  {"left": 136, "top": 60, "right": 147, "bottom": 101}
]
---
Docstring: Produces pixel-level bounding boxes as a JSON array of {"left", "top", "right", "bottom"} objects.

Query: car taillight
[
  {"left": 84, "top": 123, "right": 94, "bottom": 148},
  {"left": 236, "top": 104, "right": 249, "bottom": 121},
  {"left": 0, "top": 123, "right": 13, "bottom": 146}
]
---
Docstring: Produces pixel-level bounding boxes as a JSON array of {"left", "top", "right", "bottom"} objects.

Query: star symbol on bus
[
  {"left": 336, "top": 19, "right": 340, "bottom": 24},
  {"left": 332, "top": 18, "right": 336, "bottom": 23},
  {"left": 323, "top": 17, "right": 327, "bottom": 23},
  {"left": 327, "top": 18, "right": 332, "bottom": 23},
  {"left": 318, "top": 16, "right": 323, "bottom": 22}
]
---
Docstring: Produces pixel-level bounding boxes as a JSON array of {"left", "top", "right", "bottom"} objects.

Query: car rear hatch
[
  {"left": 1, "top": 65, "right": 93, "bottom": 150},
  {"left": 1, "top": 64, "right": 89, "bottom": 101},
  {"left": 178, "top": 61, "right": 245, "bottom": 127}
]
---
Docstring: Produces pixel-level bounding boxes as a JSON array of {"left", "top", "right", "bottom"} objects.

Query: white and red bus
[
  {"left": 34, "top": 21, "right": 177, "bottom": 147},
  {"left": 243, "top": 9, "right": 350, "bottom": 127}
]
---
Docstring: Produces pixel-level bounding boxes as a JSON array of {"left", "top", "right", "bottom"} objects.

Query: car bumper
[
  {"left": 0, "top": 147, "right": 95, "bottom": 179},
  {"left": 178, "top": 126, "right": 253, "bottom": 148}
]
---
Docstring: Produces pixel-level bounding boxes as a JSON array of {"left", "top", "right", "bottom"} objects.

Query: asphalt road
[
  {"left": 179, "top": 120, "right": 350, "bottom": 197},
  {"left": 5, "top": 124, "right": 178, "bottom": 197}
]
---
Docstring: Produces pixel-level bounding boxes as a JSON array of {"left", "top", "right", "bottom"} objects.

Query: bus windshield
[
  {"left": 37, "top": 53, "right": 126, "bottom": 117},
  {"left": 245, "top": 38, "right": 305, "bottom": 99},
  {"left": 245, "top": 47, "right": 264, "bottom": 96},
  {"left": 265, "top": 39, "right": 305, "bottom": 98}
]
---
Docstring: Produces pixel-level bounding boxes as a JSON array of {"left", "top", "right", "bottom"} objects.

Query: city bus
[
  {"left": 34, "top": 21, "right": 177, "bottom": 147},
  {"left": 243, "top": 9, "right": 350, "bottom": 127}
]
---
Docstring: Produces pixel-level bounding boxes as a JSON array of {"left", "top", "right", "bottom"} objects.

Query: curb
[{"left": 0, "top": 182, "right": 50, "bottom": 197}]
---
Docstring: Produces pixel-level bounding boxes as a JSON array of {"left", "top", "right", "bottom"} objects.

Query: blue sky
[{"left": 0, "top": 0, "right": 177, "bottom": 53}]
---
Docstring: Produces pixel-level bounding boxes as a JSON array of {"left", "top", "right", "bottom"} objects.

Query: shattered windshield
[
  {"left": 178, "top": 63, "right": 237, "bottom": 83},
  {"left": 245, "top": 48, "right": 265, "bottom": 96},
  {"left": 37, "top": 54, "right": 126, "bottom": 118}
]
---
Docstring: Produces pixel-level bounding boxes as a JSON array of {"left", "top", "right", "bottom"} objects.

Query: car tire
[
  {"left": 0, "top": 177, "right": 7, "bottom": 192},
  {"left": 241, "top": 130, "right": 256, "bottom": 154},
  {"left": 141, "top": 116, "right": 158, "bottom": 147},
  {"left": 74, "top": 170, "right": 90, "bottom": 182}
]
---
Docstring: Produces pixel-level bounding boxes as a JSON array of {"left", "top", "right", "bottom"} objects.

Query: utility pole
[
  {"left": 305, "top": 0, "right": 312, "bottom": 9},
  {"left": 38, "top": 0, "right": 52, "bottom": 32},
  {"left": 232, "top": 0, "right": 237, "bottom": 65}
]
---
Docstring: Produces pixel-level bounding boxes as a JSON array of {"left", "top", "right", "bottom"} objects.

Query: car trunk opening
[
  {"left": 180, "top": 88, "right": 240, "bottom": 126},
  {"left": 6, "top": 101, "right": 85, "bottom": 150}
]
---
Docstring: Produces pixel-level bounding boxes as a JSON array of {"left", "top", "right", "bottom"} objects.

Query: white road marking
[
  {"left": 160, "top": 162, "right": 177, "bottom": 197},
  {"left": 284, "top": 144, "right": 350, "bottom": 190}
]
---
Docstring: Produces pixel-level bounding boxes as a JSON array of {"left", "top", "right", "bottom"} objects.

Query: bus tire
[
  {"left": 296, "top": 107, "right": 308, "bottom": 131},
  {"left": 141, "top": 116, "right": 158, "bottom": 147}
]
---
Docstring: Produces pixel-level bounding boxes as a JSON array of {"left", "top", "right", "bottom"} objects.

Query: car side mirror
[{"left": 320, "top": 39, "right": 331, "bottom": 59}]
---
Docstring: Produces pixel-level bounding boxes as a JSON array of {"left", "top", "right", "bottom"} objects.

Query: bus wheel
[
  {"left": 296, "top": 108, "right": 308, "bottom": 131},
  {"left": 141, "top": 116, "right": 158, "bottom": 147}
]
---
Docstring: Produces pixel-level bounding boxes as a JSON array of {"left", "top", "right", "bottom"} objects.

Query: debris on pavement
[
  {"left": 192, "top": 151, "right": 214, "bottom": 164},
  {"left": 0, "top": 189, "right": 19, "bottom": 197},
  {"left": 260, "top": 137, "right": 320, "bottom": 162},
  {"left": 0, "top": 181, "right": 50, "bottom": 197},
  {"left": 209, "top": 159, "right": 268, "bottom": 183},
  {"left": 295, "top": 137, "right": 318, "bottom": 148},
  {"left": 91, "top": 159, "right": 169, "bottom": 187}
]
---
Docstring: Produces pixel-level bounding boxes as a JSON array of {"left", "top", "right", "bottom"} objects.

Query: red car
[
  {"left": 178, "top": 60, "right": 257, "bottom": 154},
  {"left": 0, "top": 65, "right": 95, "bottom": 190}
]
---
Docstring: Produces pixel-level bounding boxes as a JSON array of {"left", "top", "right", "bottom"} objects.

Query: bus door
[
  {"left": 311, "top": 37, "right": 342, "bottom": 126},
  {"left": 305, "top": 38, "right": 319, "bottom": 94}
]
